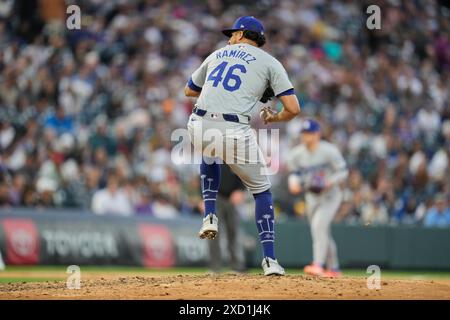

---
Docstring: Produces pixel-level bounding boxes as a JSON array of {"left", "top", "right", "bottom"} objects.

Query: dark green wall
[
  {"left": 242, "top": 220, "right": 450, "bottom": 270},
  {"left": 2, "top": 210, "right": 450, "bottom": 270}
]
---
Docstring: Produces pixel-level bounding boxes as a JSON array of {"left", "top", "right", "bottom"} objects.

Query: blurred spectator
[
  {"left": 424, "top": 194, "right": 450, "bottom": 227},
  {"left": 134, "top": 187, "right": 154, "bottom": 216},
  {"left": 361, "top": 197, "right": 389, "bottom": 225},
  {"left": 8, "top": 173, "right": 26, "bottom": 206},
  {"left": 89, "top": 116, "right": 117, "bottom": 156},
  {"left": 44, "top": 106, "right": 74, "bottom": 137},
  {"left": 151, "top": 194, "right": 178, "bottom": 219},
  {"left": 37, "top": 178, "right": 57, "bottom": 207},
  {"left": 0, "top": 178, "right": 11, "bottom": 207},
  {"left": 91, "top": 174, "right": 132, "bottom": 216}
]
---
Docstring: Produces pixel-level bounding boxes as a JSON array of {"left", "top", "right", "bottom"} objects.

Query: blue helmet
[
  {"left": 222, "top": 16, "right": 265, "bottom": 38},
  {"left": 301, "top": 119, "right": 321, "bottom": 133}
]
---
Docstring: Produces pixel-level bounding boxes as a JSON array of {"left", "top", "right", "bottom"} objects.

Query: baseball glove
[
  {"left": 260, "top": 86, "right": 275, "bottom": 103},
  {"left": 308, "top": 175, "right": 326, "bottom": 194}
]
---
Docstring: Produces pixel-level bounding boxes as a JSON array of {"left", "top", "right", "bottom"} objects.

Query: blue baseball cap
[
  {"left": 301, "top": 119, "right": 321, "bottom": 133},
  {"left": 222, "top": 16, "right": 265, "bottom": 37}
]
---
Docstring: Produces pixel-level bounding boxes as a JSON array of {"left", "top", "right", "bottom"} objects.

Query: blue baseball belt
[{"left": 193, "top": 107, "right": 250, "bottom": 124}]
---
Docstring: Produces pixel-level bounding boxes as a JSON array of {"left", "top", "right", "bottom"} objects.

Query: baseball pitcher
[
  {"left": 184, "top": 16, "right": 301, "bottom": 276},
  {"left": 287, "top": 119, "right": 348, "bottom": 278}
]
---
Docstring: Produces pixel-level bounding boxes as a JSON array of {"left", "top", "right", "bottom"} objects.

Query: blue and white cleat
[
  {"left": 198, "top": 213, "right": 219, "bottom": 240},
  {"left": 262, "top": 257, "right": 285, "bottom": 276}
]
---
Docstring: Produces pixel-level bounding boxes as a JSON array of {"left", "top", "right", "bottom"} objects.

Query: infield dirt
[{"left": 1, "top": 272, "right": 449, "bottom": 299}]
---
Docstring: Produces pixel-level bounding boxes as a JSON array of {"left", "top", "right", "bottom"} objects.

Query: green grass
[
  {"left": 0, "top": 278, "right": 63, "bottom": 284},
  {"left": 2, "top": 265, "right": 254, "bottom": 274},
  {"left": 1, "top": 265, "right": 207, "bottom": 274},
  {"left": 1, "top": 266, "right": 450, "bottom": 284}
]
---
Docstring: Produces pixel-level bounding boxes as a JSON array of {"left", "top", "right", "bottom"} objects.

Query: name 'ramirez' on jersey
[{"left": 187, "top": 43, "right": 294, "bottom": 116}]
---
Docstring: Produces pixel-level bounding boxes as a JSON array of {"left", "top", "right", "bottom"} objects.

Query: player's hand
[
  {"left": 288, "top": 174, "right": 302, "bottom": 195},
  {"left": 260, "top": 106, "right": 277, "bottom": 124}
]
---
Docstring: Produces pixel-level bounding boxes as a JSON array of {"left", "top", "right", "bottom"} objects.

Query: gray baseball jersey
[
  {"left": 187, "top": 42, "right": 295, "bottom": 194},
  {"left": 189, "top": 43, "right": 294, "bottom": 116},
  {"left": 287, "top": 140, "right": 348, "bottom": 269},
  {"left": 287, "top": 140, "right": 348, "bottom": 195}
]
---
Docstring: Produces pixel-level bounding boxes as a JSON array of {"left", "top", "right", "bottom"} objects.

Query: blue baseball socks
[
  {"left": 254, "top": 189, "right": 275, "bottom": 260},
  {"left": 200, "top": 162, "right": 276, "bottom": 260},
  {"left": 200, "top": 157, "right": 220, "bottom": 217}
]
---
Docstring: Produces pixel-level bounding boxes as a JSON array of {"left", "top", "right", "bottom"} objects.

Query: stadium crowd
[{"left": 0, "top": 0, "right": 449, "bottom": 227}]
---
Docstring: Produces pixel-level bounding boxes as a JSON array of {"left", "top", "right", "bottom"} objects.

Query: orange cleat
[
  {"left": 303, "top": 263, "right": 325, "bottom": 276},
  {"left": 322, "top": 270, "right": 342, "bottom": 278}
]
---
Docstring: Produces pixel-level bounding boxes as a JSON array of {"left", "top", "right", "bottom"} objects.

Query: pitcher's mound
[{"left": 1, "top": 274, "right": 449, "bottom": 300}]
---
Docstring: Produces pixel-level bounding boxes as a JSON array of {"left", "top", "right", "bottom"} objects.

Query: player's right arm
[{"left": 271, "top": 94, "right": 301, "bottom": 122}]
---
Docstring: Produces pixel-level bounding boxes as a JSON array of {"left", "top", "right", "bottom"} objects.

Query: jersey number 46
[{"left": 207, "top": 62, "right": 246, "bottom": 92}]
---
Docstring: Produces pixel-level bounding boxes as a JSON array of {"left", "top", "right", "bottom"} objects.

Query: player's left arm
[
  {"left": 185, "top": 86, "right": 201, "bottom": 97},
  {"left": 326, "top": 146, "right": 349, "bottom": 188},
  {"left": 185, "top": 75, "right": 203, "bottom": 97}
]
